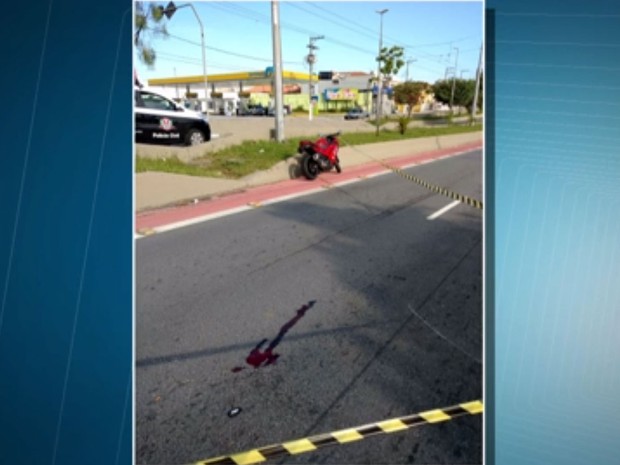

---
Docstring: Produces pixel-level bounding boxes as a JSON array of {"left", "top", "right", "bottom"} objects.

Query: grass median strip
[{"left": 136, "top": 124, "right": 482, "bottom": 180}]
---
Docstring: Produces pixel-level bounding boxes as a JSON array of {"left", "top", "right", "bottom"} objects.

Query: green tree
[
  {"left": 393, "top": 81, "right": 430, "bottom": 117},
  {"left": 432, "top": 78, "right": 476, "bottom": 113},
  {"left": 134, "top": 2, "right": 168, "bottom": 68},
  {"left": 377, "top": 45, "right": 405, "bottom": 83}
]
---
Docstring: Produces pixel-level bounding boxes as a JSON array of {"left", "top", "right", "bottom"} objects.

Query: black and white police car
[{"left": 134, "top": 88, "right": 211, "bottom": 146}]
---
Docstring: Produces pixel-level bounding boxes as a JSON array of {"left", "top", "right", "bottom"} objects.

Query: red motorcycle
[{"left": 298, "top": 131, "right": 342, "bottom": 180}]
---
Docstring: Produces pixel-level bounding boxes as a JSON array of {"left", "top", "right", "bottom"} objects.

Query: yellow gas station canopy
[{"left": 148, "top": 70, "right": 311, "bottom": 86}]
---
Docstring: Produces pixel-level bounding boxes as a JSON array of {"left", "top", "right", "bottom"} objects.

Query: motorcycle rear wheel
[{"left": 302, "top": 155, "right": 320, "bottom": 180}]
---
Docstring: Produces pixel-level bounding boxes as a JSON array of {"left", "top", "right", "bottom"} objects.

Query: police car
[{"left": 134, "top": 88, "right": 211, "bottom": 146}]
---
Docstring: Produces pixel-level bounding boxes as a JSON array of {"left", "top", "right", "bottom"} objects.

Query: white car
[{"left": 134, "top": 89, "right": 211, "bottom": 146}]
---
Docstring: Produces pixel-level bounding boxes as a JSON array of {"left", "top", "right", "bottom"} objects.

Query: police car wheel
[{"left": 186, "top": 129, "right": 205, "bottom": 146}]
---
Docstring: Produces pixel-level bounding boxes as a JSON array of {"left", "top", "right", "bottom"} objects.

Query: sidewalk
[{"left": 135, "top": 131, "right": 482, "bottom": 212}]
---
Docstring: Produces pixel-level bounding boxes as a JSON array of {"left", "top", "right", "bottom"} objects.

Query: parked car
[
  {"left": 237, "top": 104, "right": 268, "bottom": 116},
  {"left": 134, "top": 89, "right": 211, "bottom": 146},
  {"left": 344, "top": 108, "right": 370, "bottom": 120},
  {"left": 267, "top": 105, "right": 290, "bottom": 116}
]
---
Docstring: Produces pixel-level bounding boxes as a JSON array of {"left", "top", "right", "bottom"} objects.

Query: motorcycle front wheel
[{"left": 301, "top": 155, "right": 320, "bottom": 180}]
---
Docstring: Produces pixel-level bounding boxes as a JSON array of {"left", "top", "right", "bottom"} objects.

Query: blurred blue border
[
  {"left": 0, "top": 0, "right": 132, "bottom": 463},
  {"left": 487, "top": 0, "right": 620, "bottom": 464}
]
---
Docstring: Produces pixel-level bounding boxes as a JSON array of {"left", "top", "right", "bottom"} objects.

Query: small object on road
[
  {"left": 193, "top": 198, "right": 199, "bottom": 204},
  {"left": 228, "top": 407, "right": 242, "bottom": 418}
]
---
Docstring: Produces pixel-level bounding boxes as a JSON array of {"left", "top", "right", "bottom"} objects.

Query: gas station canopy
[{"left": 148, "top": 70, "right": 312, "bottom": 88}]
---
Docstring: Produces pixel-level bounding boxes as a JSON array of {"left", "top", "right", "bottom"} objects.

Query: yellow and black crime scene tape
[
  {"left": 338, "top": 134, "right": 484, "bottom": 210},
  {"left": 191, "top": 400, "right": 483, "bottom": 465},
  {"left": 381, "top": 162, "right": 484, "bottom": 210}
]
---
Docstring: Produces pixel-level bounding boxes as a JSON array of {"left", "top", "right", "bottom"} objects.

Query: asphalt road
[{"left": 135, "top": 149, "right": 483, "bottom": 465}]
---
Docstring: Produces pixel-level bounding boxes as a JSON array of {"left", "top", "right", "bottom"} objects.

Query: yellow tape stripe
[
  {"left": 230, "top": 450, "right": 266, "bottom": 465},
  {"left": 282, "top": 439, "right": 317, "bottom": 454},
  {"left": 332, "top": 429, "right": 364, "bottom": 443},
  {"left": 460, "top": 400, "right": 484, "bottom": 414},
  {"left": 419, "top": 409, "right": 452, "bottom": 423},
  {"left": 377, "top": 419, "right": 408, "bottom": 433}
]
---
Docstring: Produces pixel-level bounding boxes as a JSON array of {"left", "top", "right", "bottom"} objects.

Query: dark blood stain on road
[{"left": 232, "top": 300, "right": 316, "bottom": 372}]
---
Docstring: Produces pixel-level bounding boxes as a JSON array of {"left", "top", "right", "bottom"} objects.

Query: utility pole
[
  {"left": 449, "top": 46, "right": 459, "bottom": 111},
  {"left": 471, "top": 43, "right": 483, "bottom": 119},
  {"left": 306, "top": 35, "right": 324, "bottom": 121},
  {"left": 375, "top": 8, "right": 388, "bottom": 136},
  {"left": 405, "top": 58, "right": 416, "bottom": 81},
  {"left": 460, "top": 69, "right": 469, "bottom": 78},
  {"left": 271, "top": 0, "right": 284, "bottom": 141}
]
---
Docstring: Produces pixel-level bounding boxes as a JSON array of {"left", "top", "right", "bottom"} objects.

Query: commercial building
[{"left": 146, "top": 68, "right": 404, "bottom": 115}]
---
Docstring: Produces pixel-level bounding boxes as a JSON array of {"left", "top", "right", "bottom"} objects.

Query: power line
[
  {"left": 290, "top": 2, "right": 379, "bottom": 43},
  {"left": 160, "top": 30, "right": 303, "bottom": 66},
  {"left": 211, "top": 1, "right": 271, "bottom": 24},
  {"left": 305, "top": 1, "right": 379, "bottom": 40},
  {"left": 146, "top": 3, "right": 478, "bottom": 81},
  {"left": 212, "top": 0, "right": 470, "bottom": 69},
  {"left": 297, "top": 2, "right": 478, "bottom": 72},
  {"left": 152, "top": 34, "right": 457, "bottom": 82},
  {"left": 400, "top": 34, "right": 481, "bottom": 49},
  {"left": 304, "top": 1, "right": 479, "bottom": 54},
  {"left": 158, "top": 31, "right": 449, "bottom": 81},
  {"left": 156, "top": 52, "right": 244, "bottom": 68},
  {"left": 156, "top": 52, "right": 254, "bottom": 72},
  {"left": 210, "top": 1, "right": 377, "bottom": 58},
  {"left": 287, "top": 1, "right": 460, "bottom": 68}
]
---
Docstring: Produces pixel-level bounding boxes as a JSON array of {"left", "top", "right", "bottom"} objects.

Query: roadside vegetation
[{"left": 136, "top": 122, "right": 482, "bottom": 179}]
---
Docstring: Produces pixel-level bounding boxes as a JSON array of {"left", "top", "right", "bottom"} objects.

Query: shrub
[{"left": 397, "top": 116, "right": 410, "bottom": 135}]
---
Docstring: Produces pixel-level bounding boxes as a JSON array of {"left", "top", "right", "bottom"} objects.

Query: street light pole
[
  {"left": 375, "top": 8, "right": 388, "bottom": 136},
  {"left": 165, "top": 3, "right": 209, "bottom": 114},
  {"left": 192, "top": 5, "right": 209, "bottom": 114}
]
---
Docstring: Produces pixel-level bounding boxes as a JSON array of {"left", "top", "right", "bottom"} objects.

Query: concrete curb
[{"left": 135, "top": 131, "right": 482, "bottom": 212}]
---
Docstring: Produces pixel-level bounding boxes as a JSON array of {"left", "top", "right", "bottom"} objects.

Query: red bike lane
[{"left": 136, "top": 141, "right": 482, "bottom": 235}]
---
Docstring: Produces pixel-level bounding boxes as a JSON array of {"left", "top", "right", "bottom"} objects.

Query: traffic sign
[{"left": 163, "top": 1, "right": 176, "bottom": 19}]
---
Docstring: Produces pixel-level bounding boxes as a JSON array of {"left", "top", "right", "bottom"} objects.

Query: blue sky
[{"left": 135, "top": 1, "right": 483, "bottom": 84}]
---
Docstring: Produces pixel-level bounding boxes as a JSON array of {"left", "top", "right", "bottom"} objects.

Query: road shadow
[{"left": 135, "top": 157, "right": 483, "bottom": 464}]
